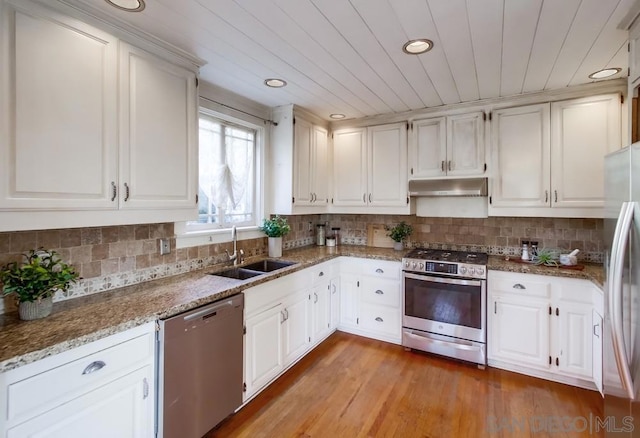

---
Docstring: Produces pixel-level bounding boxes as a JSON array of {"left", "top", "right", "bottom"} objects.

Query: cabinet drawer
[
  {"left": 489, "top": 271, "right": 551, "bottom": 298},
  {"left": 360, "top": 278, "right": 401, "bottom": 308},
  {"left": 360, "top": 304, "right": 401, "bottom": 337},
  {"left": 362, "top": 260, "right": 401, "bottom": 280},
  {"left": 8, "top": 332, "right": 153, "bottom": 422}
]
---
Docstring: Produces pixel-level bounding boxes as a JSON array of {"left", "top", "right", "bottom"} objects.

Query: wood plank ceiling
[{"left": 72, "top": 0, "right": 632, "bottom": 120}]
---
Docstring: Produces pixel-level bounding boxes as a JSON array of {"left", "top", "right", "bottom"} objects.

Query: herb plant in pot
[
  {"left": 260, "top": 215, "right": 291, "bottom": 257},
  {"left": 0, "top": 249, "right": 79, "bottom": 321},
  {"left": 387, "top": 221, "right": 413, "bottom": 250}
]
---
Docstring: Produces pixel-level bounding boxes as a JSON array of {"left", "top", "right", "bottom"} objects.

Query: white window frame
[{"left": 175, "top": 106, "right": 265, "bottom": 248}]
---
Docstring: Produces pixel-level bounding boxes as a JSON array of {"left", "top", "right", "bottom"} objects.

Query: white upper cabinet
[
  {"left": 409, "top": 112, "right": 485, "bottom": 179},
  {"left": 0, "top": 0, "right": 201, "bottom": 231},
  {"left": 0, "top": 1, "right": 118, "bottom": 210},
  {"left": 332, "top": 122, "right": 409, "bottom": 212},
  {"left": 489, "top": 93, "right": 621, "bottom": 218},
  {"left": 270, "top": 105, "right": 329, "bottom": 214},
  {"left": 550, "top": 94, "right": 621, "bottom": 209},
  {"left": 119, "top": 43, "right": 198, "bottom": 210},
  {"left": 332, "top": 127, "right": 368, "bottom": 207},
  {"left": 490, "top": 103, "right": 551, "bottom": 208}
]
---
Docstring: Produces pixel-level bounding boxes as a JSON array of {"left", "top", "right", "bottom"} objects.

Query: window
[{"left": 186, "top": 110, "right": 260, "bottom": 232}]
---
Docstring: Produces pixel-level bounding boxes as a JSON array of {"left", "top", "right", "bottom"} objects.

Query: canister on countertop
[
  {"left": 326, "top": 236, "right": 336, "bottom": 247},
  {"left": 331, "top": 227, "right": 340, "bottom": 246},
  {"left": 316, "top": 224, "right": 326, "bottom": 246},
  {"left": 521, "top": 240, "right": 530, "bottom": 261}
]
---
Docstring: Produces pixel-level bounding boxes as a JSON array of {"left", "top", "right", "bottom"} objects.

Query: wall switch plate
[{"left": 159, "top": 238, "right": 170, "bottom": 255}]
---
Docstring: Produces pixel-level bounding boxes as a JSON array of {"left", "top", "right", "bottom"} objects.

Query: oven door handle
[
  {"left": 405, "top": 331, "right": 482, "bottom": 352},
  {"left": 403, "top": 272, "right": 483, "bottom": 287}
]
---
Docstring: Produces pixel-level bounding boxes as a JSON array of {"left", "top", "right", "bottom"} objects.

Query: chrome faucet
[{"left": 225, "top": 226, "right": 244, "bottom": 266}]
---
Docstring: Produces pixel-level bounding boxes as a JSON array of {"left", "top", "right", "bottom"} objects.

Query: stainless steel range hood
[{"left": 408, "top": 178, "right": 488, "bottom": 197}]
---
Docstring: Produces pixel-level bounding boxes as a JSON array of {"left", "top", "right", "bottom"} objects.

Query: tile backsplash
[{"left": 0, "top": 215, "right": 604, "bottom": 314}]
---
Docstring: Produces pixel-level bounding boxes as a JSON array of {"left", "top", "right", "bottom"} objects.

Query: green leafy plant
[
  {"left": 531, "top": 248, "right": 559, "bottom": 267},
  {"left": 0, "top": 249, "right": 79, "bottom": 303},
  {"left": 260, "top": 215, "right": 291, "bottom": 238},
  {"left": 386, "top": 221, "right": 413, "bottom": 243}
]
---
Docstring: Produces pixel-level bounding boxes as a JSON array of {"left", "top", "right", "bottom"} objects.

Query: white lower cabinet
[
  {"left": 243, "top": 260, "right": 338, "bottom": 402},
  {"left": 0, "top": 323, "right": 155, "bottom": 438},
  {"left": 337, "top": 258, "right": 402, "bottom": 344},
  {"left": 488, "top": 270, "right": 601, "bottom": 390}
]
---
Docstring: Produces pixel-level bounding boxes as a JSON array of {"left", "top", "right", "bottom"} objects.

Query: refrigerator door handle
[{"left": 609, "top": 201, "right": 636, "bottom": 400}]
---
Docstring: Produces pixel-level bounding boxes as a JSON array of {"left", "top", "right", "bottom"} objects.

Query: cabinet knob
[
  {"left": 375, "top": 289, "right": 384, "bottom": 295},
  {"left": 375, "top": 268, "right": 384, "bottom": 274},
  {"left": 512, "top": 283, "right": 526, "bottom": 290},
  {"left": 375, "top": 317, "right": 383, "bottom": 322},
  {"left": 124, "top": 182, "right": 130, "bottom": 202},
  {"left": 110, "top": 182, "right": 117, "bottom": 202},
  {"left": 82, "top": 360, "right": 106, "bottom": 375}
]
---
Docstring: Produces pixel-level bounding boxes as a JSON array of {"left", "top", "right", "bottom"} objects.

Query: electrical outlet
[{"left": 159, "top": 238, "right": 170, "bottom": 255}]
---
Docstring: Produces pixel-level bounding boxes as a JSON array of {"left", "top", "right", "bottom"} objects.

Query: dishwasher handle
[{"left": 183, "top": 298, "right": 236, "bottom": 322}]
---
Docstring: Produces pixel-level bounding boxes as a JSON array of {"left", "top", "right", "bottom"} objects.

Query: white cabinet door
[
  {"left": 311, "top": 280, "right": 332, "bottom": 343},
  {"left": 332, "top": 128, "right": 367, "bottom": 206},
  {"left": 339, "top": 273, "right": 360, "bottom": 329},
  {"left": 313, "top": 125, "right": 330, "bottom": 205},
  {"left": 489, "top": 295, "right": 550, "bottom": 369},
  {"left": 555, "top": 300, "right": 593, "bottom": 379},
  {"left": 292, "top": 117, "right": 314, "bottom": 206},
  {"left": 7, "top": 366, "right": 152, "bottom": 438},
  {"left": 367, "top": 123, "right": 408, "bottom": 207},
  {"left": 0, "top": 2, "right": 118, "bottom": 210},
  {"left": 490, "top": 103, "right": 550, "bottom": 208},
  {"left": 447, "top": 111, "right": 485, "bottom": 177},
  {"left": 119, "top": 43, "right": 198, "bottom": 210},
  {"left": 409, "top": 117, "right": 446, "bottom": 178},
  {"left": 330, "top": 278, "right": 340, "bottom": 330},
  {"left": 550, "top": 94, "right": 621, "bottom": 209},
  {"left": 592, "top": 309, "right": 604, "bottom": 395},
  {"left": 281, "top": 290, "right": 310, "bottom": 367},
  {"left": 245, "top": 303, "right": 283, "bottom": 397}
]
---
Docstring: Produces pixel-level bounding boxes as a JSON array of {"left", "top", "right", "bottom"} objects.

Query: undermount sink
[
  {"left": 210, "top": 267, "right": 264, "bottom": 280},
  {"left": 241, "top": 259, "right": 297, "bottom": 272}
]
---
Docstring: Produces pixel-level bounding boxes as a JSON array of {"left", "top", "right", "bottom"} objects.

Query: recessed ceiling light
[
  {"left": 105, "top": 0, "right": 145, "bottom": 12},
  {"left": 330, "top": 113, "right": 346, "bottom": 119},
  {"left": 402, "top": 39, "right": 434, "bottom": 55},
  {"left": 588, "top": 68, "right": 622, "bottom": 80},
  {"left": 264, "top": 78, "right": 287, "bottom": 88}
]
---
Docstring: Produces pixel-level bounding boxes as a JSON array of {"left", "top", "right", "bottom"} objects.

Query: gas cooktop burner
[{"left": 402, "top": 248, "right": 488, "bottom": 279}]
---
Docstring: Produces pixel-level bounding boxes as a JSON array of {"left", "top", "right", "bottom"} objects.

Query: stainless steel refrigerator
[{"left": 604, "top": 142, "right": 640, "bottom": 437}]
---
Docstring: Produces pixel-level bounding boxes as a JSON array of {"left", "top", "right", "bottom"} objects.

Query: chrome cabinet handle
[
  {"left": 554, "top": 190, "right": 558, "bottom": 203},
  {"left": 513, "top": 283, "right": 526, "bottom": 290},
  {"left": 332, "top": 284, "right": 337, "bottom": 293},
  {"left": 368, "top": 193, "right": 372, "bottom": 203},
  {"left": 124, "top": 183, "right": 130, "bottom": 202},
  {"left": 375, "top": 290, "right": 384, "bottom": 295},
  {"left": 314, "top": 292, "right": 318, "bottom": 303},
  {"left": 593, "top": 323, "right": 600, "bottom": 338},
  {"left": 285, "top": 308, "right": 289, "bottom": 320},
  {"left": 375, "top": 317, "right": 383, "bottom": 322},
  {"left": 375, "top": 268, "right": 384, "bottom": 274},
  {"left": 143, "top": 377, "right": 149, "bottom": 399},
  {"left": 281, "top": 310, "right": 286, "bottom": 324},
  {"left": 110, "top": 182, "right": 117, "bottom": 202},
  {"left": 448, "top": 160, "right": 452, "bottom": 171},
  {"left": 82, "top": 360, "right": 106, "bottom": 375},
  {"left": 310, "top": 192, "right": 314, "bottom": 202},
  {"left": 545, "top": 190, "right": 548, "bottom": 203},
  {"left": 441, "top": 160, "right": 445, "bottom": 172},
  {"left": 363, "top": 193, "right": 366, "bottom": 203}
]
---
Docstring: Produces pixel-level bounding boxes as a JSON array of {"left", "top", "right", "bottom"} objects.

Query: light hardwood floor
[{"left": 207, "top": 332, "right": 603, "bottom": 438}]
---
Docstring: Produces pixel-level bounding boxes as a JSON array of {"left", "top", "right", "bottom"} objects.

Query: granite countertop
[
  {"left": 0, "top": 245, "right": 604, "bottom": 373},
  {"left": 0, "top": 245, "right": 403, "bottom": 373},
  {"left": 487, "top": 255, "right": 605, "bottom": 288}
]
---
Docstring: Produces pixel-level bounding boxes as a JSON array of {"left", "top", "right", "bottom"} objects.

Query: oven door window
[{"left": 405, "top": 276, "right": 482, "bottom": 329}]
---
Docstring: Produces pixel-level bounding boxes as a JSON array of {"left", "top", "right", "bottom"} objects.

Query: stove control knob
[
  {"left": 459, "top": 266, "right": 467, "bottom": 275},
  {"left": 411, "top": 262, "right": 418, "bottom": 269},
  {"left": 476, "top": 267, "right": 485, "bottom": 276},
  {"left": 419, "top": 262, "right": 424, "bottom": 270},
  {"left": 405, "top": 261, "right": 410, "bottom": 268}
]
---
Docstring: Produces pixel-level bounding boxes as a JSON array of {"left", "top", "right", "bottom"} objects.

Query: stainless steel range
[{"left": 402, "top": 248, "right": 487, "bottom": 367}]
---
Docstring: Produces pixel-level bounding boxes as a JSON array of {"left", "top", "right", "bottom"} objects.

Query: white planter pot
[
  {"left": 268, "top": 237, "right": 283, "bottom": 258},
  {"left": 393, "top": 241, "right": 404, "bottom": 251},
  {"left": 19, "top": 295, "right": 53, "bottom": 320}
]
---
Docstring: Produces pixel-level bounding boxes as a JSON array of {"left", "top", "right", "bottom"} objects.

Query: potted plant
[
  {"left": 260, "top": 215, "right": 291, "bottom": 257},
  {"left": 0, "top": 249, "right": 79, "bottom": 321},
  {"left": 387, "top": 221, "right": 413, "bottom": 250}
]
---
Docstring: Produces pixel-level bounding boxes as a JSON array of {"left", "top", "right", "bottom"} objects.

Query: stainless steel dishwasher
[{"left": 158, "top": 293, "right": 244, "bottom": 438}]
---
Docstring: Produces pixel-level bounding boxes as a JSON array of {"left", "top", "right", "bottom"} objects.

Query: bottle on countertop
[
  {"left": 521, "top": 240, "right": 530, "bottom": 261},
  {"left": 331, "top": 227, "right": 340, "bottom": 246},
  {"left": 316, "top": 224, "right": 326, "bottom": 246},
  {"left": 530, "top": 241, "right": 539, "bottom": 257}
]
